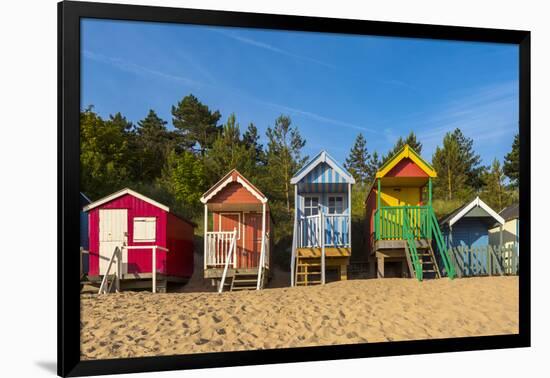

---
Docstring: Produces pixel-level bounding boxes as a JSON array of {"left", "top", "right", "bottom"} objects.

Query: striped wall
[{"left": 297, "top": 162, "right": 349, "bottom": 193}]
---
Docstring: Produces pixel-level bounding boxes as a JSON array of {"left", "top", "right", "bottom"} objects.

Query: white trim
[
  {"left": 236, "top": 176, "right": 268, "bottom": 203},
  {"left": 83, "top": 188, "right": 169, "bottom": 212},
  {"left": 132, "top": 217, "right": 157, "bottom": 243},
  {"left": 200, "top": 175, "right": 233, "bottom": 203},
  {"left": 327, "top": 194, "right": 345, "bottom": 215},
  {"left": 448, "top": 196, "right": 505, "bottom": 227},
  {"left": 200, "top": 172, "right": 267, "bottom": 204},
  {"left": 290, "top": 150, "right": 356, "bottom": 185},
  {"left": 303, "top": 194, "right": 321, "bottom": 217}
]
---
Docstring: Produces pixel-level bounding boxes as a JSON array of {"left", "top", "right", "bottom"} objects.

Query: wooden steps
[
  {"left": 416, "top": 241, "right": 441, "bottom": 279},
  {"left": 230, "top": 271, "right": 260, "bottom": 291}
]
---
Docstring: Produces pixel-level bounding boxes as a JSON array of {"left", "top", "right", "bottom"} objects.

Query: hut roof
[
  {"left": 82, "top": 188, "right": 196, "bottom": 226},
  {"left": 499, "top": 203, "right": 519, "bottom": 221},
  {"left": 290, "top": 150, "right": 355, "bottom": 185},
  {"left": 200, "top": 169, "right": 268, "bottom": 204},
  {"left": 376, "top": 144, "right": 436, "bottom": 179},
  {"left": 439, "top": 196, "right": 504, "bottom": 227}
]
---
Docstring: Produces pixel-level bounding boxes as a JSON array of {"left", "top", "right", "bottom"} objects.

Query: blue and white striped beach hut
[{"left": 290, "top": 151, "right": 355, "bottom": 286}]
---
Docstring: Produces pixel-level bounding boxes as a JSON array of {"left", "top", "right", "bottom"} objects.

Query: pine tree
[
  {"left": 344, "top": 133, "right": 370, "bottom": 184},
  {"left": 171, "top": 94, "right": 221, "bottom": 155},
  {"left": 242, "top": 122, "right": 265, "bottom": 165},
  {"left": 265, "top": 115, "right": 307, "bottom": 214},
  {"left": 431, "top": 132, "right": 470, "bottom": 201},
  {"left": 367, "top": 151, "right": 381, "bottom": 183},
  {"left": 452, "top": 128, "right": 484, "bottom": 190},
  {"left": 134, "top": 109, "right": 172, "bottom": 181},
  {"left": 382, "top": 131, "right": 422, "bottom": 163},
  {"left": 480, "top": 158, "right": 511, "bottom": 211},
  {"left": 503, "top": 134, "right": 520, "bottom": 188},
  {"left": 205, "top": 114, "right": 257, "bottom": 184}
]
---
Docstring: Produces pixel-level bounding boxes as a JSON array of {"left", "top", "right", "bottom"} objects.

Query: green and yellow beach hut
[{"left": 364, "top": 145, "right": 455, "bottom": 280}]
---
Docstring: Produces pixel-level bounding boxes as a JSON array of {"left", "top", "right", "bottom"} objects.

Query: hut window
[
  {"left": 328, "top": 196, "right": 344, "bottom": 214},
  {"left": 133, "top": 217, "right": 156, "bottom": 242},
  {"left": 304, "top": 196, "right": 319, "bottom": 216}
]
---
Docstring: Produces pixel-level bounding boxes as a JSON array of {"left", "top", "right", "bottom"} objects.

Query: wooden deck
[
  {"left": 374, "top": 239, "right": 431, "bottom": 251},
  {"left": 204, "top": 267, "right": 261, "bottom": 279},
  {"left": 297, "top": 247, "right": 351, "bottom": 257}
]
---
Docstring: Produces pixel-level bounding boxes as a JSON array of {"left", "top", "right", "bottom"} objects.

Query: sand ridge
[{"left": 80, "top": 276, "right": 519, "bottom": 360}]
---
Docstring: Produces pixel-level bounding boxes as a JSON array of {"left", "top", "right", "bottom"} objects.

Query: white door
[{"left": 99, "top": 209, "right": 128, "bottom": 275}]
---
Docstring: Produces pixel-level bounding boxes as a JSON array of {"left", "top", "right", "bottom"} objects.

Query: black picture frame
[{"left": 58, "top": 1, "right": 531, "bottom": 376}]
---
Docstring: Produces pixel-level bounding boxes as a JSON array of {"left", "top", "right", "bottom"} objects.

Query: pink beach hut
[{"left": 84, "top": 188, "right": 195, "bottom": 292}]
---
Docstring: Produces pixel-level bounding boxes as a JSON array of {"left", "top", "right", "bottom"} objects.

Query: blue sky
[{"left": 81, "top": 18, "right": 519, "bottom": 166}]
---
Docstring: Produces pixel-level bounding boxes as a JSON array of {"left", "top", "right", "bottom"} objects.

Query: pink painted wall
[{"left": 88, "top": 193, "right": 194, "bottom": 278}]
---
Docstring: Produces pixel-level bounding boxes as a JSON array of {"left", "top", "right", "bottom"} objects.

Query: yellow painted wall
[
  {"left": 380, "top": 187, "right": 422, "bottom": 207},
  {"left": 489, "top": 219, "right": 519, "bottom": 247}
]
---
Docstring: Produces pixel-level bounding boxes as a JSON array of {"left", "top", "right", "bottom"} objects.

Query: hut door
[
  {"left": 219, "top": 213, "right": 240, "bottom": 268},
  {"left": 99, "top": 209, "right": 128, "bottom": 275},
  {"left": 244, "top": 213, "right": 263, "bottom": 268}
]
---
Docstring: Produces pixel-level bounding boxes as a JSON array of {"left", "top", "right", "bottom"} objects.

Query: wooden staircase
[
  {"left": 229, "top": 270, "right": 263, "bottom": 291},
  {"left": 295, "top": 257, "right": 322, "bottom": 286},
  {"left": 404, "top": 239, "right": 441, "bottom": 279},
  {"left": 417, "top": 240, "right": 441, "bottom": 279}
]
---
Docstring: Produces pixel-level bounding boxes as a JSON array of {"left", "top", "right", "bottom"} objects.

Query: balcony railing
[
  {"left": 299, "top": 213, "right": 350, "bottom": 248},
  {"left": 375, "top": 206, "right": 430, "bottom": 240},
  {"left": 205, "top": 231, "right": 237, "bottom": 268}
]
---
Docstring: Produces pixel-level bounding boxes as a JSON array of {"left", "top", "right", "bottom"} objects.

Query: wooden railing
[
  {"left": 205, "top": 231, "right": 237, "bottom": 268},
  {"left": 218, "top": 229, "right": 237, "bottom": 293},
  {"left": 290, "top": 219, "right": 298, "bottom": 287},
  {"left": 298, "top": 213, "right": 350, "bottom": 248},
  {"left": 324, "top": 214, "right": 350, "bottom": 246},
  {"left": 98, "top": 245, "right": 169, "bottom": 294},
  {"left": 124, "top": 245, "right": 169, "bottom": 293},
  {"left": 448, "top": 244, "right": 519, "bottom": 277},
  {"left": 375, "top": 206, "right": 430, "bottom": 240},
  {"left": 256, "top": 235, "right": 269, "bottom": 290},
  {"left": 374, "top": 205, "right": 455, "bottom": 280},
  {"left": 98, "top": 246, "right": 121, "bottom": 294}
]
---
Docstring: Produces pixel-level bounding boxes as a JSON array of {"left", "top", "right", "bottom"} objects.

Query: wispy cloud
[
  {"left": 412, "top": 81, "right": 518, "bottom": 157},
  {"left": 82, "top": 50, "right": 203, "bottom": 87},
  {"left": 209, "top": 28, "right": 336, "bottom": 69},
  {"left": 175, "top": 50, "right": 217, "bottom": 85},
  {"left": 254, "top": 99, "right": 381, "bottom": 134}
]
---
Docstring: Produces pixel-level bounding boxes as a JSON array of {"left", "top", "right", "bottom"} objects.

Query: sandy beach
[{"left": 80, "top": 276, "right": 518, "bottom": 360}]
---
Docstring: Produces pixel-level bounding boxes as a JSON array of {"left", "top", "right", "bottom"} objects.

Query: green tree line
[{"left": 81, "top": 93, "right": 520, "bottom": 263}]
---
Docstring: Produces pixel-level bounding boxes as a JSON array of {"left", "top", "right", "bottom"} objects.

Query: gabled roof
[
  {"left": 499, "top": 203, "right": 519, "bottom": 221},
  {"left": 376, "top": 144, "right": 436, "bottom": 178},
  {"left": 290, "top": 150, "right": 355, "bottom": 185},
  {"left": 440, "top": 196, "right": 505, "bottom": 227},
  {"left": 83, "top": 188, "right": 169, "bottom": 212},
  {"left": 200, "top": 169, "right": 267, "bottom": 204}
]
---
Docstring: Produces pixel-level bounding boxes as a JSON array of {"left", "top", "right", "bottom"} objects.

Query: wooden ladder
[{"left": 295, "top": 257, "right": 322, "bottom": 286}]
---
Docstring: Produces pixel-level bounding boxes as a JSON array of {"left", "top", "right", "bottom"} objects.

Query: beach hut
[
  {"left": 84, "top": 188, "right": 195, "bottom": 293},
  {"left": 440, "top": 197, "right": 505, "bottom": 248},
  {"left": 200, "top": 170, "right": 272, "bottom": 292},
  {"left": 364, "top": 144, "right": 455, "bottom": 280},
  {"left": 290, "top": 151, "right": 355, "bottom": 286},
  {"left": 489, "top": 204, "right": 519, "bottom": 249},
  {"left": 80, "top": 192, "right": 91, "bottom": 277}
]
